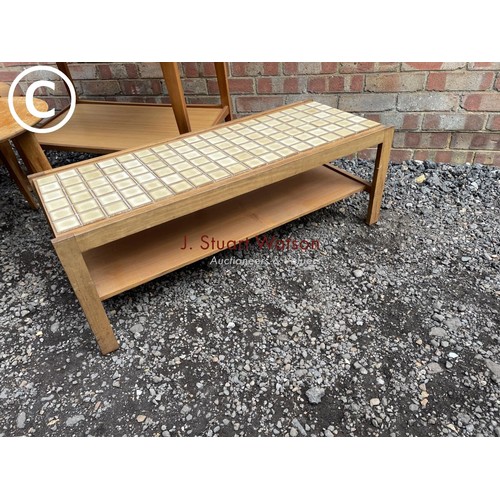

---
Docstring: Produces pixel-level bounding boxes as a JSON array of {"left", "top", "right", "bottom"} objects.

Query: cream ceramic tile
[
  {"left": 190, "top": 156, "right": 210, "bottom": 167},
  {"left": 53, "top": 216, "right": 80, "bottom": 233},
  {"left": 135, "top": 172, "right": 156, "bottom": 183},
  {"left": 79, "top": 208, "right": 105, "bottom": 224},
  {"left": 108, "top": 172, "right": 130, "bottom": 183},
  {"left": 57, "top": 170, "right": 78, "bottom": 180},
  {"left": 143, "top": 179, "right": 163, "bottom": 192},
  {"left": 245, "top": 158, "right": 266, "bottom": 169},
  {"left": 93, "top": 184, "right": 115, "bottom": 196},
  {"left": 122, "top": 159, "right": 142, "bottom": 170},
  {"left": 45, "top": 197, "right": 69, "bottom": 211},
  {"left": 148, "top": 161, "right": 167, "bottom": 170},
  {"left": 171, "top": 162, "right": 192, "bottom": 172},
  {"left": 182, "top": 168, "right": 202, "bottom": 179},
  {"left": 154, "top": 167, "right": 175, "bottom": 177},
  {"left": 114, "top": 179, "right": 135, "bottom": 190},
  {"left": 149, "top": 187, "right": 172, "bottom": 200},
  {"left": 199, "top": 162, "right": 219, "bottom": 173},
  {"left": 170, "top": 181, "right": 193, "bottom": 193},
  {"left": 60, "top": 176, "right": 82, "bottom": 187},
  {"left": 36, "top": 175, "right": 58, "bottom": 186},
  {"left": 97, "top": 159, "right": 118, "bottom": 168},
  {"left": 162, "top": 173, "right": 183, "bottom": 185},
  {"left": 226, "top": 164, "right": 248, "bottom": 175},
  {"left": 190, "top": 175, "right": 212, "bottom": 187},
  {"left": 51, "top": 206, "right": 75, "bottom": 221},
  {"left": 135, "top": 149, "right": 155, "bottom": 158},
  {"left": 140, "top": 154, "right": 159, "bottom": 164},
  {"left": 69, "top": 191, "right": 93, "bottom": 203},
  {"left": 66, "top": 183, "right": 87, "bottom": 195},
  {"left": 122, "top": 186, "right": 145, "bottom": 199},
  {"left": 116, "top": 154, "right": 135, "bottom": 163},
  {"left": 98, "top": 193, "right": 121, "bottom": 205},
  {"left": 103, "top": 200, "right": 129, "bottom": 216},
  {"left": 74, "top": 199, "right": 99, "bottom": 213},
  {"left": 39, "top": 181, "right": 60, "bottom": 194},
  {"left": 208, "top": 169, "right": 230, "bottom": 181},
  {"left": 127, "top": 166, "right": 148, "bottom": 176},
  {"left": 87, "top": 177, "right": 109, "bottom": 189},
  {"left": 152, "top": 144, "right": 168, "bottom": 153},
  {"left": 128, "top": 194, "right": 152, "bottom": 208},
  {"left": 101, "top": 165, "right": 122, "bottom": 175}
]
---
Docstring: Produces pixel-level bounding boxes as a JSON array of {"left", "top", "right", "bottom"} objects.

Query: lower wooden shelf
[
  {"left": 38, "top": 102, "right": 228, "bottom": 153},
  {"left": 84, "top": 165, "right": 368, "bottom": 300}
]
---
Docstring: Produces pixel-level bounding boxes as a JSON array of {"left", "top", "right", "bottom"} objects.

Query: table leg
[
  {"left": 0, "top": 141, "right": 38, "bottom": 209},
  {"left": 12, "top": 132, "right": 52, "bottom": 173},
  {"left": 366, "top": 128, "right": 394, "bottom": 225},
  {"left": 53, "top": 235, "right": 120, "bottom": 355}
]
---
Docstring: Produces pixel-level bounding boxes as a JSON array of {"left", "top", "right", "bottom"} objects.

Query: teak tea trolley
[{"left": 30, "top": 100, "right": 394, "bottom": 354}]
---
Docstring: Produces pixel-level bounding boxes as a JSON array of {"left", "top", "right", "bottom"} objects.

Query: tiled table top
[{"left": 34, "top": 101, "right": 379, "bottom": 235}]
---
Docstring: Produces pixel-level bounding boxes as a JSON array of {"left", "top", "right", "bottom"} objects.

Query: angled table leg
[
  {"left": 12, "top": 132, "right": 52, "bottom": 173},
  {"left": 53, "top": 235, "right": 119, "bottom": 355},
  {"left": 0, "top": 141, "right": 38, "bottom": 208},
  {"left": 366, "top": 127, "right": 394, "bottom": 225}
]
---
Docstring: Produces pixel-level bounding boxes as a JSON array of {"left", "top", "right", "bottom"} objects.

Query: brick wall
[{"left": 1, "top": 62, "right": 499, "bottom": 165}]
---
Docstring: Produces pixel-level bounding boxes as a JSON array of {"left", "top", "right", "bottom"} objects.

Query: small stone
[
  {"left": 370, "top": 398, "right": 380, "bottom": 407},
  {"left": 306, "top": 387, "right": 325, "bottom": 404},
  {"left": 353, "top": 270, "right": 364, "bottom": 278},
  {"left": 162, "top": 431, "right": 171, "bottom": 437},
  {"left": 16, "top": 411, "right": 26, "bottom": 429},
  {"left": 227, "top": 321, "right": 235, "bottom": 329},
  {"left": 427, "top": 362, "right": 443, "bottom": 374},
  {"left": 66, "top": 415, "right": 85, "bottom": 427},
  {"left": 484, "top": 359, "right": 500, "bottom": 379},
  {"left": 430, "top": 327, "right": 446, "bottom": 337},
  {"left": 112, "top": 380, "right": 120, "bottom": 388},
  {"left": 446, "top": 361, "right": 453, "bottom": 369},
  {"left": 324, "top": 429, "right": 334, "bottom": 437},
  {"left": 448, "top": 352, "right": 458, "bottom": 359},
  {"left": 292, "top": 418, "right": 307, "bottom": 436},
  {"left": 290, "top": 428, "right": 298, "bottom": 437},
  {"left": 409, "top": 404, "right": 419, "bottom": 412},
  {"left": 445, "top": 317, "right": 462, "bottom": 331},
  {"left": 457, "top": 413, "right": 471, "bottom": 425},
  {"left": 130, "top": 323, "right": 144, "bottom": 334},
  {"left": 415, "top": 174, "right": 426, "bottom": 184},
  {"left": 50, "top": 322, "right": 59, "bottom": 333},
  {"left": 136, "top": 415, "right": 147, "bottom": 423}
]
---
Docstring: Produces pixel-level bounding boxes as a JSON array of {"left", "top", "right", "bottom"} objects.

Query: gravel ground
[{"left": 0, "top": 150, "right": 499, "bottom": 437}]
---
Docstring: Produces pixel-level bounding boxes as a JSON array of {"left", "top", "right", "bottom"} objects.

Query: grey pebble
[
  {"left": 306, "top": 387, "right": 325, "bottom": 404},
  {"left": 16, "top": 411, "right": 26, "bottom": 429}
]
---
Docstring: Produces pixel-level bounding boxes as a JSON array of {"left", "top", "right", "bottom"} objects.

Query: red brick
[
  {"left": 231, "top": 62, "right": 279, "bottom": 77},
  {"left": 256, "top": 77, "right": 272, "bottom": 94},
  {"left": 119, "top": 79, "right": 162, "bottom": 96},
  {"left": 340, "top": 62, "right": 399, "bottom": 73},
  {"left": 97, "top": 64, "right": 112, "bottom": 80},
  {"left": 413, "top": 149, "right": 474, "bottom": 163},
  {"left": 183, "top": 62, "right": 200, "bottom": 77},
  {"left": 486, "top": 114, "right": 500, "bottom": 130},
  {"left": 0, "top": 70, "right": 18, "bottom": 82},
  {"left": 398, "top": 93, "right": 458, "bottom": 111},
  {"left": 202, "top": 63, "right": 217, "bottom": 77},
  {"left": 366, "top": 112, "right": 422, "bottom": 130},
  {"left": 451, "top": 132, "right": 500, "bottom": 150},
  {"left": 137, "top": 63, "right": 163, "bottom": 78},
  {"left": 473, "top": 151, "right": 500, "bottom": 166},
  {"left": 357, "top": 149, "right": 377, "bottom": 161},
  {"left": 98, "top": 64, "right": 138, "bottom": 80},
  {"left": 81, "top": 80, "right": 120, "bottom": 96},
  {"left": 350, "top": 75, "right": 364, "bottom": 92},
  {"left": 283, "top": 62, "right": 298, "bottom": 75},
  {"left": 495, "top": 75, "right": 500, "bottom": 91},
  {"left": 321, "top": 62, "right": 338, "bottom": 73},
  {"left": 235, "top": 96, "right": 285, "bottom": 113},
  {"left": 390, "top": 149, "right": 414, "bottom": 162},
  {"left": 422, "top": 113, "right": 486, "bottom": 131},
  {"left": 307, "top": 76, "right": 327, "bottom": 93},
  {"left": 365, "top": 73, "right": 425, "bottom": 92},
  {"left": 468, "top": 62, "right": 500, "bottom": 70},
  {"left": 427, "top": 71, "right": 494, "bottom": 91},
  {"left": 228, "top": 78, "right": 254, "bottom": 94},
  {"left": 394, "top": 132, "right": 450, "bottom": 149},
  {"left": 462, "top": 93, "right": 500, "bottom": 111},
  {"left": 328, "top": 75, "right": 345, "bottom": 92},
  {"left": 68, "top": 64, "right": 97, "bottom": 80}
]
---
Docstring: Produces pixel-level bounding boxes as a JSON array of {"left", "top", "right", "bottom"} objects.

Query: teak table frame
[{"left": 30, "top": 100, "right": 394, "bottom": 355}]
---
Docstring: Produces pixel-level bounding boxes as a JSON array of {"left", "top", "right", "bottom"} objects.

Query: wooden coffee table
[
  {"left": 0, "top": 97, "right": 52, "bottom": 206},
  {"left": 29, "top": 100, "right": 394, "bottom": 354}
]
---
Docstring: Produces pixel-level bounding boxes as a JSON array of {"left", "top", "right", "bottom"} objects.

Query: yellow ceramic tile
[
  {"left": 65, "top": 183, "right": 87, "bottom": 195},
  {"left": 87, "top": 177, "right": 109, "bottom": 188},
  {"left": 81, "top": 170, "right": 103, "bottom": 181},
  {"left": 69, "top": 191, "right": 93, "bottom": 203},
  {"left": 275, "top": 147, "right": 295, "bottom": 157},
  {"left": 140, "top": 154, "right": 159, "bottom": 164},
  {"left": 158, "top": 149, "right": 176, "bottom": 159},
  {"left": 172, "top": 162, "right": 192, "bottom": 172},
  {"left": 165, "top": 155, "right": 183, "bottom": 165},
  {"left": 245, "top": 158, "right": 266, "bottom": 168},
  {"left": 79, "top": 208, "right": 105, "bottom": 224},
  {"left": 60, "top": 176, "right": 82, "bottom": 187},
  {"left": 307, "top": 137, "right": 327, "bottom": 146},
  {"left": 128, "top": 166, "right": 148, "bottom": 176},
  {"left": 190, "top": 156, "right": 210, "bottom": 167},
  {"left": 233, "top": 152, "right": 253, "bottom": 162},
  {"left": 36, "top": 175, "right": 58, "bottom": 187},
  {"left": 53, "top": 216, "right": 80, "bottom": 233},
  {"left": 170, "top": 181, "right": 193, "bottom": 193},
  {"left": 231, "top": 136, "right": 248, "bottom": 145},
  {"left": 349, "top": 124, "right": 367, "bottom": 132},
  {"left": 57, "top": 170, "right": 78, "bottom": 180},
  {"left": 291, "top": 143, "right": 312, "bottom": 152},
  {"left": 261, "top": 152, "right": 280, "bottom": 162},
  {"left": 183, "top": 150, "right": 201, "bottom": 160},
  {"left": 217, "top": 157, "right": 237, "bottom": 168},
  {"left": 148, "top": 161, "right": 167, "bottom": 170},
  {"left": 152, "top": 144, "right": 168, "bottom": 153},
  {"left": 101, "top": 165, "right": 122, "bottom": 175},
  {"left": 208, "top": 151, "right": 225, "bottom": 161}
]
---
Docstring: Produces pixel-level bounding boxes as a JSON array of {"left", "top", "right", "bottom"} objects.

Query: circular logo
[{"left": 8, "top": 65, "right": 76, "bottom": 134}]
